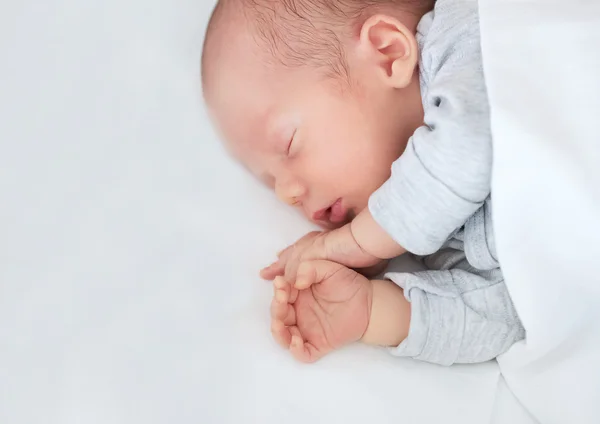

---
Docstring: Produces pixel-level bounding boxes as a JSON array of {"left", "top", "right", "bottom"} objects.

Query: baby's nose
[{"left": 275, "top": 180, "right": 306, "bottom": 206}]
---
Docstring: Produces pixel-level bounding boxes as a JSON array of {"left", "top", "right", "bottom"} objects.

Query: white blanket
[
  {"left": 0, "top": 0, "right": 597, "bottom": 423},
  {"left": 480, "top": 0, "right": 600, "bottom": 422}
]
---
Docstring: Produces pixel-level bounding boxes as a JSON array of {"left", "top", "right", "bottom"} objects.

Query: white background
[{"left": 1, "top": 1, "right": 598, "bottom": 423}]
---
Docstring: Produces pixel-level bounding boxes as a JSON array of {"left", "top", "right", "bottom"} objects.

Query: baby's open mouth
[{"left": 313, "top": 198, "right": 348, "bottom": 225}]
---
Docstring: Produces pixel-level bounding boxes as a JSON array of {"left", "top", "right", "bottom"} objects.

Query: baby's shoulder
[
  {"left": 418, "top": 0, "right": 484, "bottom": 90},
  {"left": 418, "top": 0, "right": 481, "bottom": 67}
]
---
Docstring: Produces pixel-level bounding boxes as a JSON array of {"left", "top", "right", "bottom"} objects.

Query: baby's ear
[{"left": 358, "top": 14, "right": 418, "bottom": 89}]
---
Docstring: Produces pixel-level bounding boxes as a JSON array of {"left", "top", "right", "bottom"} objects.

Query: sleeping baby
[{"left": 201, "top": 0, "right": 525, "bottom": 365}]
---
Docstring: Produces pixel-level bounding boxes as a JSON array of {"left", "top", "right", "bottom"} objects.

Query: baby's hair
[{"left": 203, "top": 0, "right": 433, "bottom": 81}]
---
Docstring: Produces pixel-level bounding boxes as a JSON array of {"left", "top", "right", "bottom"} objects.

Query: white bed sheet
[{"left": 0, "top": 0, "right": 586, "bottom": 423}]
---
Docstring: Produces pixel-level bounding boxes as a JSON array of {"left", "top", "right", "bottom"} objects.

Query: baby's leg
[{"left": 385, "top": 250, "right": 524, "bottom": 366}]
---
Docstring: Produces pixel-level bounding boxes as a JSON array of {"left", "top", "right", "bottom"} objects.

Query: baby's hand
[
  {"left": 260, "top": 225, "right": 382, "bottom": 282},
  {"left": 270, "top": 260, "right": 372, "bottom": 363}
]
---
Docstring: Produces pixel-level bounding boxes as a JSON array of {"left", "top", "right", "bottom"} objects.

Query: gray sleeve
[
  {"left": 385, "top": 269, "right": 525, "bottom": 366},
  {"left": 369, "top": 0, "right": 492, "bottom": 256}
]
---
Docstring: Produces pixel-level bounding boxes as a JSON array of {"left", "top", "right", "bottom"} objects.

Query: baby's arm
[
  {"left": 360, "top": 279, "right": 411, "bottom": 347},
  {"left": 261, "top": 211, "right": 406, "bottom": 282},
  {"left": 349, "top": 208, "right": 407, "bottom": 260},
  {"left": 361, "top": 272, "right": 524, "bottom": 365},
  {"left": 270, "top": 259, "right": 523, "bottom": 365},
  {"left": 368, "top": 3, "right": 492, "bottom": 256},
  {"left": 374, "top": 270, "right": 525, "bottom": 365}
]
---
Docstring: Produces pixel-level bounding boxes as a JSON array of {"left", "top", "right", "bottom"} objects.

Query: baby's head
[{"left": 202, "top": 0, "right": 431, "bottom": 227}]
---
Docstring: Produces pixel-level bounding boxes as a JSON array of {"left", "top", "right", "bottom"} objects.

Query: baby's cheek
[{"left": 261, "top": 175, "right": 276, "bottom": 190}]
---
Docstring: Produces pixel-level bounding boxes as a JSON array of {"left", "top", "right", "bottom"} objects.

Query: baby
[{"left": 202, "top": 0, "right": 525, "bottom": 365}]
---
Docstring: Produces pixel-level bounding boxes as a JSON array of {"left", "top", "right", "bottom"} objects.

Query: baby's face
[{"left": 205, "top": 31, "right": 422, "bottom": 227}]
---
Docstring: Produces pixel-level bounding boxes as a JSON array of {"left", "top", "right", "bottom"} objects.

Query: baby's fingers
[
  {"left": 270, "top": 277, "right": 297, "bottom": 349},
  {"left": 271, "top": 277, "right": 296, "bottom": 325},
  {"left": 260, "top": 261, "right": 285, "bottom": 280},
  {"left": 273, "top": 276, "right": 290, "bottom": 301},
  {"left": 288, "top": 326, "right": 323, "bottom": 363},
  {"left": 271, "top": 320, "right": 292, "bottom": 349},
  {"left": 261, "top": 245, "right": 296, "bottom": 280}
]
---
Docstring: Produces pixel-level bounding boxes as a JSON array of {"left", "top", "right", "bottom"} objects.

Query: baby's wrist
[
  {"left": 361, "top": 279, "right": 411, "bottom": 347},
  {"left": 350, "top": 210, "right": 406, "bottom": 260},
  {"left": 318, "top": 223, "right": 380, "bottom": 268}
]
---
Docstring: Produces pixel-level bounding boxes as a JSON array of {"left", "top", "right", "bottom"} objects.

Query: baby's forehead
[{"left": 206, "top": 58, "right": 296, "bottom": 152}]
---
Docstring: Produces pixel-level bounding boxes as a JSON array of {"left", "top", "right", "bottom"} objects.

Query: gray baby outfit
[{"left": 369, "top": 0, "right": 525, "bottom": 365}]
